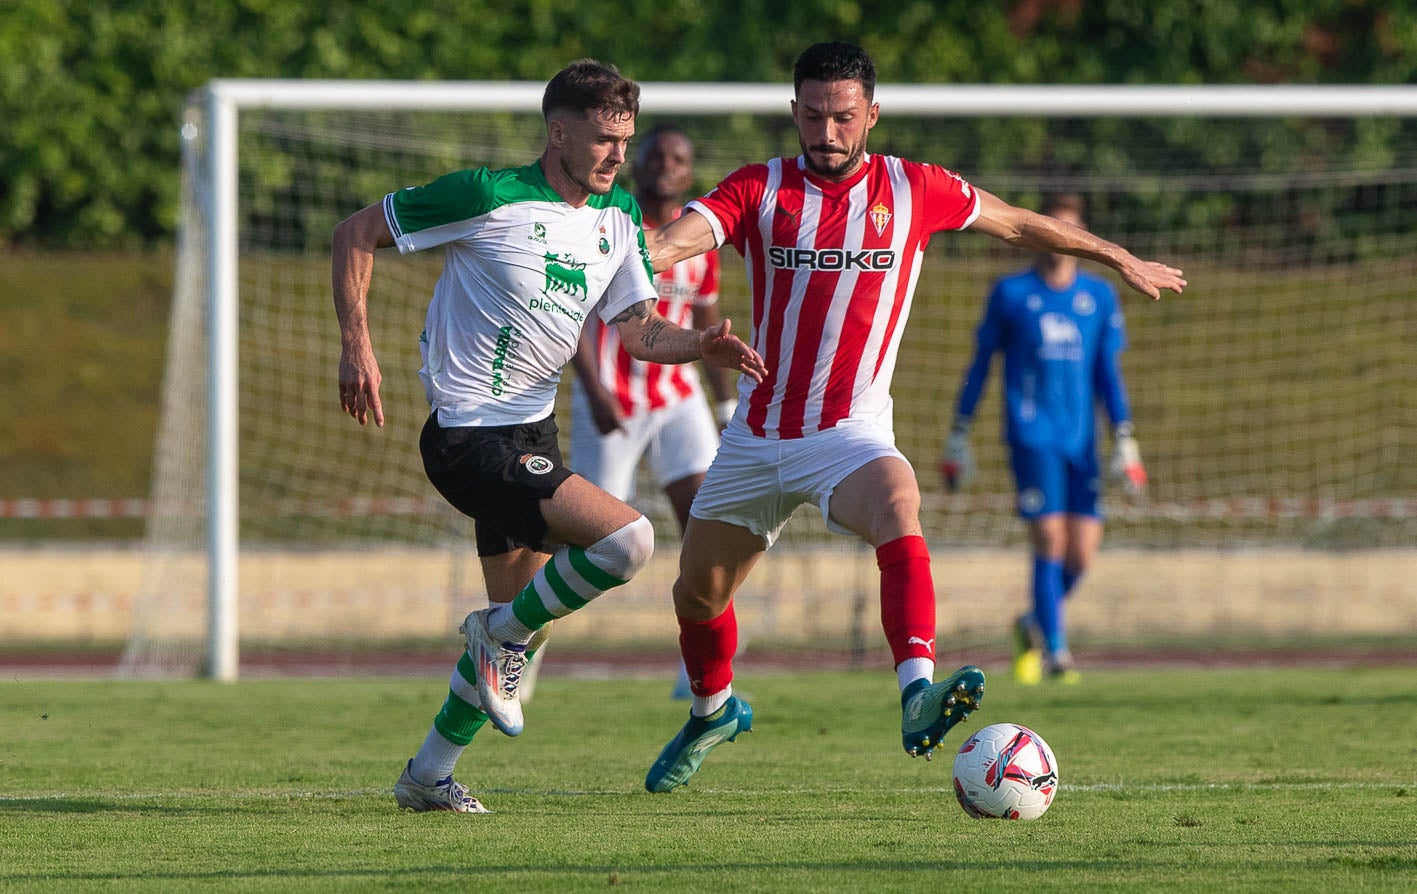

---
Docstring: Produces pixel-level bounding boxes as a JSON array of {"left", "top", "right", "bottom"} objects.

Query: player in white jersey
[
  {"left": 638, "top": 42, "right": 1187, "bottom": 793},
  {"left": 331, "top": 59, "right": 765, "bottom": 814},
  {"left": 570, "top": 124, "right": 736, "bottom": 698}
]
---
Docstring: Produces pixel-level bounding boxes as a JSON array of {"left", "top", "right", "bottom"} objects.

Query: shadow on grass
[
  {"left": 4, "top": 851, "right": 1417, "bottom": 885},
  {"left": 0, "top": 798, "right": 223, "bottom": 816}
]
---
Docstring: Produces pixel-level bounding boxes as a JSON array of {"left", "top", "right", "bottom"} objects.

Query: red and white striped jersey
[
  {"left": 688, "top": 154, "right": 980, "bottom": 439},
  {"left": 589, "top": 207, "right": 721, "bottom": 417}
]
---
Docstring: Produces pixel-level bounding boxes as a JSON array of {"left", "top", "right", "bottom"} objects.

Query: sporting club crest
[{"left": 869, "top": 202, "right": 892, "bottom": 237}]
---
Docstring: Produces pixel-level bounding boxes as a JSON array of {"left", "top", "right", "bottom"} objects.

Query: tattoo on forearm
[
  {"left": 609, "top": 299, "right": 653, "bottom": 324},
  {"left": 643, "top": 319, "right": 669, "bottom": 349}
]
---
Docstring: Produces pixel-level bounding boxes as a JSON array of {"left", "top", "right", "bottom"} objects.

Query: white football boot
[{"left": 459, "top": 608, "right": 528, "bottom": 736}]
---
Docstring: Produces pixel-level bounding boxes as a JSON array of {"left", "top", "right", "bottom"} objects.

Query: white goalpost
[{"left": 124, "top": 80, "right": 1417, "bottom": 680}]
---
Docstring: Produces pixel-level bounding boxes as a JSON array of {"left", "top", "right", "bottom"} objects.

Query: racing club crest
[{"left": 519, "top": 454, "right": 554, "bottom": 475}]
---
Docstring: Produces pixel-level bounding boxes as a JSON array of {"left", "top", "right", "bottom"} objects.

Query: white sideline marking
[{"left": 2, "top": 780, "right": 1412, "bottom": 803}]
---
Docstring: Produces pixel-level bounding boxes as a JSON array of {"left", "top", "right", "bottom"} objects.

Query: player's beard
[
  {"left": 801, "top": 135, "right": 867, "bottom": 178},
  {"left": 564, "top": 157, "right": 620, "bottom": 196}
]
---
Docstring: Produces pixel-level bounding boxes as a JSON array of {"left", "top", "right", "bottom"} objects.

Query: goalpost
[{"left": 124, "top": 81, "right": 1417, "bottom": 680}]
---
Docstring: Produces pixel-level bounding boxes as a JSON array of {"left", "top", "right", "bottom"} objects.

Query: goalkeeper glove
[
  {"left": 941, "top": 418, "right": 975, "bottom": 492},
  {"left": 1109, "top": 421, "right": 1148, "bottom": 496}
]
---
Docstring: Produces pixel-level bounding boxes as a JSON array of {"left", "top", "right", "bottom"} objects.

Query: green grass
[
  {"left": 0, "top": 252, "right": 171, "bottom": 540},
  {"left": 3, "top": 668, "right": 1415, "bottom": 891}
]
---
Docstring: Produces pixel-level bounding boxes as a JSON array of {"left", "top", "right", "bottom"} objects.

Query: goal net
[{"left": 122, "top": 82, "right": 1417, "bottom": 678}]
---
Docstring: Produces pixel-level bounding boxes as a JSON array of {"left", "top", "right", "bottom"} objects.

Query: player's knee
[
  {"left": 869, "top": 491, "right": 922, "bottom": 541},
  {"left": 586, "top": 515, "right": 655, "bottom": 581},
  {"left": 672, "top": 575, "right": 728, "bottom": 621}
]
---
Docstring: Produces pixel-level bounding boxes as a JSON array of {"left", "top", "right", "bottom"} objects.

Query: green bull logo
[{"left": 543, "top": 252, "right": 588, "bottom": 301}]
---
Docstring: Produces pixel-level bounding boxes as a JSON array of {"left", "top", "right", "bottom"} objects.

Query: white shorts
[
  {"left": 569, "top": 384, "right": 720, "bottom": 501},
  {"left": 690, "top": 419, "right": 908, "bottom": 549}
]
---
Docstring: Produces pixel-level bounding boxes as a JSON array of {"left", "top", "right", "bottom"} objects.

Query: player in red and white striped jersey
[{"left": 642, "top": 42, "right": 1186, "bottom": 793}]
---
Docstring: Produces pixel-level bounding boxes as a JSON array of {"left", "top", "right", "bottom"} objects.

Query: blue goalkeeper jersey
[{"left": 954, "top": 266, "right": 1131, "bottom": 458}]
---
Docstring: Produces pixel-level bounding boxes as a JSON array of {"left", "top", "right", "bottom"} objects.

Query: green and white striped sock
[
  {"left": 410, "top": 652, "right": 488, "bottom": 783},
  {"left": 489, "top": 545, "right": 628, "bottom": 642}
]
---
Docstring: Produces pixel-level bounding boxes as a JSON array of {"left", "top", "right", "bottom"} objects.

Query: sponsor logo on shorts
[
  {"left": 1019, "top": 487, "right": 1045, "bottom": 515},
  {"left": 520, "top": 454, "right": 554, "bottom": 475}
]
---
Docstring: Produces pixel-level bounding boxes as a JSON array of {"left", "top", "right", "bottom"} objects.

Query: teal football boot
[
  {"left": 645, "top": 696, "right": 754, "bottom": 792},
  {"left": 901, "top": 665, "right": 986, "bottom": 758}
]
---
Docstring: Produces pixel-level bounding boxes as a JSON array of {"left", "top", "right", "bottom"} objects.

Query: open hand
[
  {"left": 1120, "top": 258, "right": 1187, "bottom": 301},
  {"left": 699, "top": 319, "right": 767, "bottom": 383}
]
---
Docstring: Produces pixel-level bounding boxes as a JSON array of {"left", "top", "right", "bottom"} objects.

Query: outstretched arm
[
  {"left": 610, "top": 299, "right": 766, "bottom": 382},
  {"left": 332, "top": 202, "right": 394, "bottom": 426},
  {"left": 643, "top": 209, "right": 718, "bottom": 273},
  {"left": 968, "top": 189, "right": 1187, "bottom": 300}
]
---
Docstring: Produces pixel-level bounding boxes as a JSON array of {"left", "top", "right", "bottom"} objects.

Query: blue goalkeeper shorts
[{"left": 1007, "top": 442, "right": 1102, "bottom": 520}]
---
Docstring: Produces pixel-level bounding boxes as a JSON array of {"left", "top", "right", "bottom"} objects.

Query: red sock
[
  {"left": 877, "top": 535, "right": 937, "bottom": 666},
  {"left": 678, "top": 605, "right": 738, "bottom": 697}
]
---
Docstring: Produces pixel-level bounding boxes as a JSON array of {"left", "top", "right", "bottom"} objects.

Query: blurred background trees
[{"left": 3, "top": 0, "right": 1413, "bottom": 248}]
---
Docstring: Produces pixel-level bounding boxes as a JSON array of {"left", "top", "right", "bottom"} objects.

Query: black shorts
[{"left": 420, "top": 412, "right": 574, "bottom": 557}]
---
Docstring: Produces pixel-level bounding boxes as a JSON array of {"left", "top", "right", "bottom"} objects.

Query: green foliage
[
  {"left": 3, "top": 0, "right": 1416, "bottom": 247},
  {"left": 2, "top": 668, "right": 1416, "bottom": 890}
]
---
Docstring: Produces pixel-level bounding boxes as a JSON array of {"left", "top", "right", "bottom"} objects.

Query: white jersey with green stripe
[{"left": 383, "top": 161, "right": 657, "bottom": 427}]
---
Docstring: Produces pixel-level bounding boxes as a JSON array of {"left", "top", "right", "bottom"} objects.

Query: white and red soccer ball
[{"left": 951, "top": 722, "right": 1059, "bottom": 820}]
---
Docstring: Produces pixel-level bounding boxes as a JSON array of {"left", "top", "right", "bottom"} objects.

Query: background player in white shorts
[
  {"left": 571, "top": 124, "right": 737, "bottom": 698},
  {"left": 637, "top": 42, "right": 1186, "bottom": 793},
  {"left": 572, "top": 124, "right": 735, "bottom": 529}
]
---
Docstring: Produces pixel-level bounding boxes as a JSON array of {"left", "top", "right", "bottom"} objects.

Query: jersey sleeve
[
  {"left": 383, "top": 168, "right": 496, "bottom": 254},
  {"left": 595, "top": 224, "right": 659, "bottom": 324},
  {"left": 910, "top": 162, "right": 981, "bottom": 234},
  {"left": 685, "top": 164, "right": 767, "bottom": 254},
  {"left": 1100, "top": 282, "right": 1128, "bottom": 355},
  {"left": 1094, "top": 282, "right": 1133, "bottom": 424},
  {"left": 954, "top": 281, "right": 1005, "bottom": 420},
  {"left": 693, "top": 249, "right": 722, "bottom": 307}
]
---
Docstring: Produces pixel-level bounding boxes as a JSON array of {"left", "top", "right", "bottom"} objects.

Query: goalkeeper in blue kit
[{"left": 942, "top": 193, "right": 1147, "bottom": 684}]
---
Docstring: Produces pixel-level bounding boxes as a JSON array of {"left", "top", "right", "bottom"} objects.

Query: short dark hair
[
  {"left": 542, "top": 59, "right": 640, "bottom": 120},
  {"left": 639, "top": 121, "right": 689, "bottom": 146},
  {"left": 1040, "top": 192, "right": 1088, "bottom": 225},
  {"left": 793, "top": 42, "right": 877, "bottom": 100}
]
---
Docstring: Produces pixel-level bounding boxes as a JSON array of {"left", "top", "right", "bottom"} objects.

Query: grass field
[{"left": 3, "top": 667, "right": 1414, "bottom": 891}]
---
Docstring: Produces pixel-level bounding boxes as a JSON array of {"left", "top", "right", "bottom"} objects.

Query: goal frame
[{"left": 196, "top": 80, "right": 1417, "bottom": 679}]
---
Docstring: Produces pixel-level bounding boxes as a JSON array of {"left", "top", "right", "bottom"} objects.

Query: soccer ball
[{"left": 951, "top": 722, "right": 1058, "bottom": 820}]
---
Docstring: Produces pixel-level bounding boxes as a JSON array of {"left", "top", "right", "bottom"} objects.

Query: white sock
[
  {"left": 897, "top": 657, "right": 934, "bottom": 693},
  {"left": 409, "top": 727, "right": 465, "bottom": 784},
  {"left": 488, "top": 601, "right": 535, "bottom": 644},
  {"left": 691, "top": 686, "right": 732, "bottom": 718}
]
